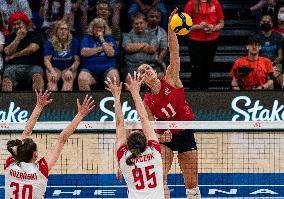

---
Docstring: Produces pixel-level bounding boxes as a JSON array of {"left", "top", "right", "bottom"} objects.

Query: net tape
[{"left": 0, "top": 121, "right": 283, "bottom": 131}]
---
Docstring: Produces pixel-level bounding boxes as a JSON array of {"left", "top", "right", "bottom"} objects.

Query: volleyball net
[
  {"left": 1, "top": 121, "right": 284, "bottom": 198},
  {"left": 1, "top": 120, "right": 284, "bottom": 131}
]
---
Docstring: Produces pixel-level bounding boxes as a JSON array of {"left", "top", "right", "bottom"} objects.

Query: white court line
[
  {"left": 199, "top": 185, "right": 284, "bottom": 187},
  {"left": 44, "top": 197, "right": 284, "bottom": 199},
  {"left": 3, "top": 184, "right": 284, "bottom": 188}
]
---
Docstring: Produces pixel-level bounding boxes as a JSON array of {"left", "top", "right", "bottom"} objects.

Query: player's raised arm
[
  {"left": 125, "top": 72, "right": 158, "bottom": 142},
  {"left": 165, "top": 8, "right": 181, "bottom": 82},
  {"left": 105, "top": 77, "right": 127, "bottom": 150},
  {"left": 20, "top": 90, "right": 53, "bottom": 141},
  {"left": 45, "top": 95, "right": 95, "bottom": 171}
]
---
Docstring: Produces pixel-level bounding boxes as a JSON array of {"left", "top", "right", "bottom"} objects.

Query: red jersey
[
  {"left": 184, "top": 0, "right": 224, "bottom": 41},
  {"left": 144, "top": 78, "right": 194, "bottom": 134},
  {"left": 230, "top": 56, "right": 274, "bottom": 90}
]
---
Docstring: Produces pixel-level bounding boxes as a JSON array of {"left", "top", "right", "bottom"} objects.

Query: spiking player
[
  {"left": 106, "top": 73, "right": 164, "bottom": 199},
  {"left": 5, "top": 90, "right": 94, "bottom": 199},
  {"left": 137, "top": 8, "right": 200, "bottom": 199}
]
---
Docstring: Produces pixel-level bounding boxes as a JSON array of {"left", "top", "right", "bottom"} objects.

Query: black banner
[{"left": 0, "top": 91, "right": 283, "bottom": 122}]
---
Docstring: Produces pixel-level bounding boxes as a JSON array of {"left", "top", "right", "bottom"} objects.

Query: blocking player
[
  {"left": 106, "top": 73, "right": 164, "bottom": 199},
  {"left": 5, "top": 90, "right": 94, "bottom": 199}
]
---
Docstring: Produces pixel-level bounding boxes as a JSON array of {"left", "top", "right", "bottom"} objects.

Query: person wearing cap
[
  {"left": 1, "top": 11, "right": 44, "bottom": 91},
  {"left": 230, "top": 36, "right": 274, "bottom": 90}
]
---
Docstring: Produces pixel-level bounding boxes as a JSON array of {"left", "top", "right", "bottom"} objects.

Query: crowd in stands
[{"left": 0, "top": 0, "right": 284, "bottom": 91}]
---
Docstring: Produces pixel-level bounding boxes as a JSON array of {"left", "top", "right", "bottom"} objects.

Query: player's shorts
[{"left": 160, "top": 129, "right": 197, "bottom": 153}]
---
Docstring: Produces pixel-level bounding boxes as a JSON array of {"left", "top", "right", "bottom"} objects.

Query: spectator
[
  {"left": 0, "top": 12, "right": 9, "bottom": 37},
  {"left": 2, "top": 12, "right": 44, "bottom": 91},
  {"left": 0, "top": 12, "right": 5, "bottom": 87},
  {"left": 254, "top": 14, "right": 284, "bottom": 89},
  {"left": 128, "top": 0, "right": 168, "bottom": 29},
  {"left": 28, "top": 0, "right": 43, "bottom": 31},
  {"left": 230, "top": 36, "right": 274, "bottom": 90},
  {"left": 146, "top": 7, "right": 167, "bottom": 72},
  {"left": 96, "top": 0, "right": 121, "bottom": 44},
  {"left": 39, "top": 0, "right": 72, "bottom": 36},
  {"left": 0, "top": 24, "right": 4, "bottom": 88},
  {"left": 70, "top": 0, "right": 88, "bottom": 34},
  {"left": 122, "top": 13, "right": 158, "bottom": 84},
  {"left": 87, "top": 0, "right": 122, "bottom": 27},
  {"left": 44, "top": 20, "right": 80, "bottom": 91},
  {"left": 78, "top": 17, "right": 119, "bottom": 91},
  {"left": 238, "top": 0, "right": 284, "bottom": 22},
  {"left": 0, "top": 0, "right": 32, "bottom": 29},
  {"left": 273, "top": 5, "right": 284, "bottom": 36},
  {"left": 184, "top": 0, "right": 224, "bottom": 90},
  {"left": 86, "top": 0, "right": 95, "bottom": 22},
  {"left": 250, "top": 0, "right": 279, "bottom": 18}
]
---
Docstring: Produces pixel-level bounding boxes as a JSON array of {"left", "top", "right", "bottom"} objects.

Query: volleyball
[{"left": 170, "top": 12, "right": 193, "bottom": 35}]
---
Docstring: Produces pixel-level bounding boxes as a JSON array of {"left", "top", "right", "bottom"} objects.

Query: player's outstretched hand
[
  {"left": 124, "top": 72, "right": 142, "bottom": 93},
  {"left": 35, "top": 89, "right": 53, "bottom": 108},
  {"left": 105, "top": 76, "right": 123, "bottom": 99},
  {"left": 77, "top": 95, "right": 95, "bottom": 118},
  {"left": 169, "top": 7, "right": 179, "bottom": 23}
]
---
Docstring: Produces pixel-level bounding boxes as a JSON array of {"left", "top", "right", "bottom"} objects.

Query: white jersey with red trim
[
  {"left": 5, "top": 156, "right": 48, "bottom": 199},
  {"left": 117, "top": 140, "right": 164, "bottom": 199}
]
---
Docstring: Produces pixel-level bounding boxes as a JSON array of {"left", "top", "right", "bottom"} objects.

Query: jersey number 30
[
  {"left": 132, "top": 165, "right": 157, "bottom": 190},
  {"left": 10, "top": 182, "right": 32, "bottom": 199}
]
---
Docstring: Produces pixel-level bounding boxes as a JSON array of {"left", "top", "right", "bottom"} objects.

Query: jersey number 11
[{"left": 161, "top": 103, "right": 176, "bottom": 118}]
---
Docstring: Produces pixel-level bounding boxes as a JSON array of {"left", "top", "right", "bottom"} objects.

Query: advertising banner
[{"left": 0, "top": 91, "right": 283, "bottom": 122}]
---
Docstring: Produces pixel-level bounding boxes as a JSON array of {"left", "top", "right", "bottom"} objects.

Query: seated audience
[
  {"left": 0, "top": 0, "right": 32, "bottom": 28},
  {"left": 0, "top": 13, "right": 9, "bottom": 37},
  {"left": 78, "top": 17, "right": 119, "bottom": 91},
  {"left": 2, "top": 12, "right": 44, "bottom": 91},
  {"left": 128, "top": 0, "right": 168, "bottom": 29},
  {"left": 39, "top": 0, "right": 72, "bottom": 37},
  {"left": 122, "top": 13, "right": 158, "bottom": 84},
  {"left": 238, "top": 0, "right": 280, "bottom": 21},
  {"left": 273, "top": 5, "right": 284, "bottom": 36},
  {"left": 254, "top": 14, "right": 284, "bottom": 89},
  {"left": 146, "top": 8, "right": 167, "bottom": 73},
  {"left": 96, "top": 0, "right": 120, "bottom": 44},
  {"left": 230, "top": 36, "right": 274, "bottom": 90},
  {"left": 0, "top": 26, "right": 4, "bottom": 88},
  {"left": 44, "top": 20, "right": 80, "bottom": 91},
  {"left": 28, "top": 0, "right": 43, "bottom": 31},
  {"left": 0, "top": 12, "right": 6, "bottom": 87},
  {"left": 87, "top": 0, "right": 122, "bottom": 27},
  {"left": 250, "top": 0, "right": 279, "bottom": 16},
  {"left": 71, "top": 0, "right": 88, "bottom": 34}
]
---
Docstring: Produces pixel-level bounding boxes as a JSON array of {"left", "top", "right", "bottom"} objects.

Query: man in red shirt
[{"left": 230, "top": 36, "right": 274, "bottom": 90}]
